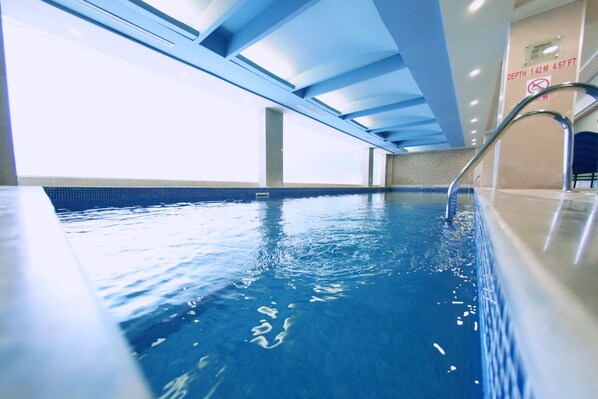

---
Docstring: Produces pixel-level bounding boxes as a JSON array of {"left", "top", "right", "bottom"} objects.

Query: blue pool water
[{"left": 58, "top": 192, "right": 482, "bottom": 398}]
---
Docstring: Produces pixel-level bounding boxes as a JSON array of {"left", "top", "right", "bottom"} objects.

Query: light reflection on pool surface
[{"left": 59, "top": 192, "right": 482, "bottom": 398}]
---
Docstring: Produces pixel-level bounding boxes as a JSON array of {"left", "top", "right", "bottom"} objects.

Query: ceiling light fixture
[
  {"left": 471, "top": 130, "right": 477, "bottom": 134},
  {"left": 469, "top": 68, "right": 481, "bottom": 77},
  {"left": 468, "top": 0, "right": 485, "bottom": 12},
  {"left": 470, "top": 100, "right": 479, "bottom": 106},
  {"left": 471, "top": 118, "right": 478, "bottom": 123}
]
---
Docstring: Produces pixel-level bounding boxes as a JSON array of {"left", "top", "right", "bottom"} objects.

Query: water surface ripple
[{"left": 59, "top": 192, "right": 481, "bottom": 399}]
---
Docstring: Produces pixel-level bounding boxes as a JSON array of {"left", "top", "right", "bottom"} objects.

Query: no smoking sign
[{"left": 526, "top": 76, "right": 551, "bottom": 100}]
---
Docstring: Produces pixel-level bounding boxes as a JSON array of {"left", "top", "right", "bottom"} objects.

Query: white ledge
[{"left": 0, "top": 186, "right": 152, "bottom": 399}]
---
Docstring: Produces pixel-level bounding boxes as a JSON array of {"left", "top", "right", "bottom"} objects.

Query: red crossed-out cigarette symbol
[{"left": 527, "top": 78, "right": 550, "bottom": 94}]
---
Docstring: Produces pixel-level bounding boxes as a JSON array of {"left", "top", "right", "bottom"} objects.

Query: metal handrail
[
  {"left": 445, "top": 82, "right": 598, "bottom": 221},
  {"left": 445, "top": 110, "right": 572, "bottom": 220}
]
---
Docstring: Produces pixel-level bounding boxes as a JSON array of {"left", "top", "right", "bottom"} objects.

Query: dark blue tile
[
  {"left": 43, "top": 186, "right": 391, "bottom": 211},
  {"left": 474, "top": 194, "right": 532, "bottom": 399}
]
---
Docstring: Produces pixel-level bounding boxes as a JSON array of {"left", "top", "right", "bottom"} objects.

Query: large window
[
  {"left": 283, "top": 116, "right": 368, "bottom": 185},
  {"left": 4, "top": 21, "right": 259, "bottom": 182},
  {"left": 3, "top": 18, "right": 387, "bottom": 186}
]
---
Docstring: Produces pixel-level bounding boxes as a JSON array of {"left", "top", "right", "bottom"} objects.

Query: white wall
[{"left": 575, "top": 107, "right": 598, "bottom": 133}]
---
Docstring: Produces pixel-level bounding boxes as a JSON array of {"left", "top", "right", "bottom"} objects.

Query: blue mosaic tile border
[
  {"left": 391, "top": 186, "right": 473, "bottom": 194},
  {"left": 474, "top": 196, "right": 534, "bottom": 399},
  {"left": 44, "top": 187, "right": 390, "bottom": 211}
]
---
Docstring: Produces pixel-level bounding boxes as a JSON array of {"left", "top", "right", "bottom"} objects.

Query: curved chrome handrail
[
  {"left": 445, "top": 111, "right": 572, "bottom": 220},
  {"left": 445, "top": 82, "right": 598, "bottom": 221}
]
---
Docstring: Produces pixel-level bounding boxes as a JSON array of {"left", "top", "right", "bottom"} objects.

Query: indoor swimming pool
[{"left": 57, "top": 192, "right": 482, "bottom": 398}]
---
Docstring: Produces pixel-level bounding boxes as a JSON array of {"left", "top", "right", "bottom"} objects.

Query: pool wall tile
[
  {"left": 44, "top": 186, "right": 390, "bottom": 211},
  {"left": 474, "top": 195, "right": 532, "bottom": 399},
  {"left": 391, "top": 186, "right": 473, "bottom": 194}
]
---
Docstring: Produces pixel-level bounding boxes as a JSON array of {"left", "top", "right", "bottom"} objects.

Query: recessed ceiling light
[
  {"left": 469, "top": 68, "right": 481, "bottom": 77},
  {"left": 471, "top": 130, "right": 477, "bottom": 134},
  {"left": 470, "top": 100, "right": 479, "bottom": 106},
  {"left": 471, "top": 118, "right": 478, "bottom": 123},
  {"left": 469, "top": 0, "right": 484, "bottom": 12}
]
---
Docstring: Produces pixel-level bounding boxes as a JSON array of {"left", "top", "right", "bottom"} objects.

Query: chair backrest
[{"left": 573, "top": 131, "right": 598, "bottom": 174}]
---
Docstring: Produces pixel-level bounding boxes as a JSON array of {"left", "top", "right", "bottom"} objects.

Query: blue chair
[{"left": 572, "top": 131, "right": 598, "bottom": 188}]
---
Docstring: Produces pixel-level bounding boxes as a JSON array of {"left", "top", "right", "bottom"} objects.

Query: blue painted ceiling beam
[
  {"left": 373, "top": 0, "right": 464, "bottom": 147},
  {"left": 342, "top": 96, "right": 425, "bottom": 120},
  {"left": 294, "top": 53, "right": 405, "bottom": 98},
  {"left": 383, "top": 129, "right": 442, "bottom": 142},
  {"left": 200, "top": 30, "right": 230, "bottom": 57},
  {"left": 393, "top": 136, "right": 447, "bottom": 147},
  {"left": 368, "top": 118, "right": 436, "bottom": 134},
  {"left": 196, "top": 0, "right": 250, "bottom": 43},
  {"left": 224, "top": 0, "right": 320, "bottom": 59}
]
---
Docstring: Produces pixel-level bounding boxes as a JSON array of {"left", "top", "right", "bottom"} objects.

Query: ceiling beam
[
  {"left": 373, "top": 0, "right": 464, "bottom": 147},
  {"left": 368, "top": 118, "right": 436, "bottom": 134},
  {"left": 197, "top": 0, "right": 249, "bottom": 43},
  {"left": 342, "top": 96, "right": 425, "bottom": 120},
  {"left": 383, "top": 129, "right": 442, "bottom": 141},
  {"left": 393, "top": 137, "right": 447, "bottom": 147},
  {"left": 224, "top": 0, "right": 320, "bottom": 59},
  {"left": 294, "top": 53, "right": 405, "bottom": 98}
]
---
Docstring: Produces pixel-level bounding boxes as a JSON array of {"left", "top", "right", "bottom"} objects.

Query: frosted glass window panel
[
  {"left": 284, "top": 117, "right": 366, "bottom": 185},
  {"left": 4, "top": 22, "right": 259, "bottom": 182}
]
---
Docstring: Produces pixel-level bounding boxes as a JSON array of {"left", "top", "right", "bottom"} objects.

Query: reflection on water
[{"left": 59, "top": 192, "right": 482, "bottom": 398}]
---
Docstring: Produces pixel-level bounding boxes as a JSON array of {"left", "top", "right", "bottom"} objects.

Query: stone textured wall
[{"left": 391, "top": 148, "right": 475, "bottom": 186}]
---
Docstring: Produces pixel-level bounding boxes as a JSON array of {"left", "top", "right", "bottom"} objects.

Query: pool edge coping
[
  {"left": 474, "top": 188, "right": 598, "bottom": 399},
  {"left": 0, "top": 186, "right": 153, "bottom": 398}
]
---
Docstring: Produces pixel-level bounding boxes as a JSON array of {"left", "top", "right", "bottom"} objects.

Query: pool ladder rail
[{"left": 445, "top": 82, "right": 598, "bottom": 221}]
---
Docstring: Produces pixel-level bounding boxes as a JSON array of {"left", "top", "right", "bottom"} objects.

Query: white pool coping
[
  {"left": 476, "top": 188, "right": 598, "bottom": 399},
  {"left": 0, "top": 186, "right": 152, "bottom": 399}
]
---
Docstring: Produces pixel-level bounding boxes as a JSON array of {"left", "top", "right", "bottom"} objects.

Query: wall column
[
  {"left": 495, "top": 1, "right": 584, "bottom": 189},
  {"left": 364, "top": 147, "right": 374, "bottom": 187},
  {"left": 258, "top": 108, "right": 283, "bottom": 188},
  {"left": 0, "top": 4, "right": 18, "bottom": 186},
  {"left": 385, "top": 154, "right": 393, "bottom": 187}
]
